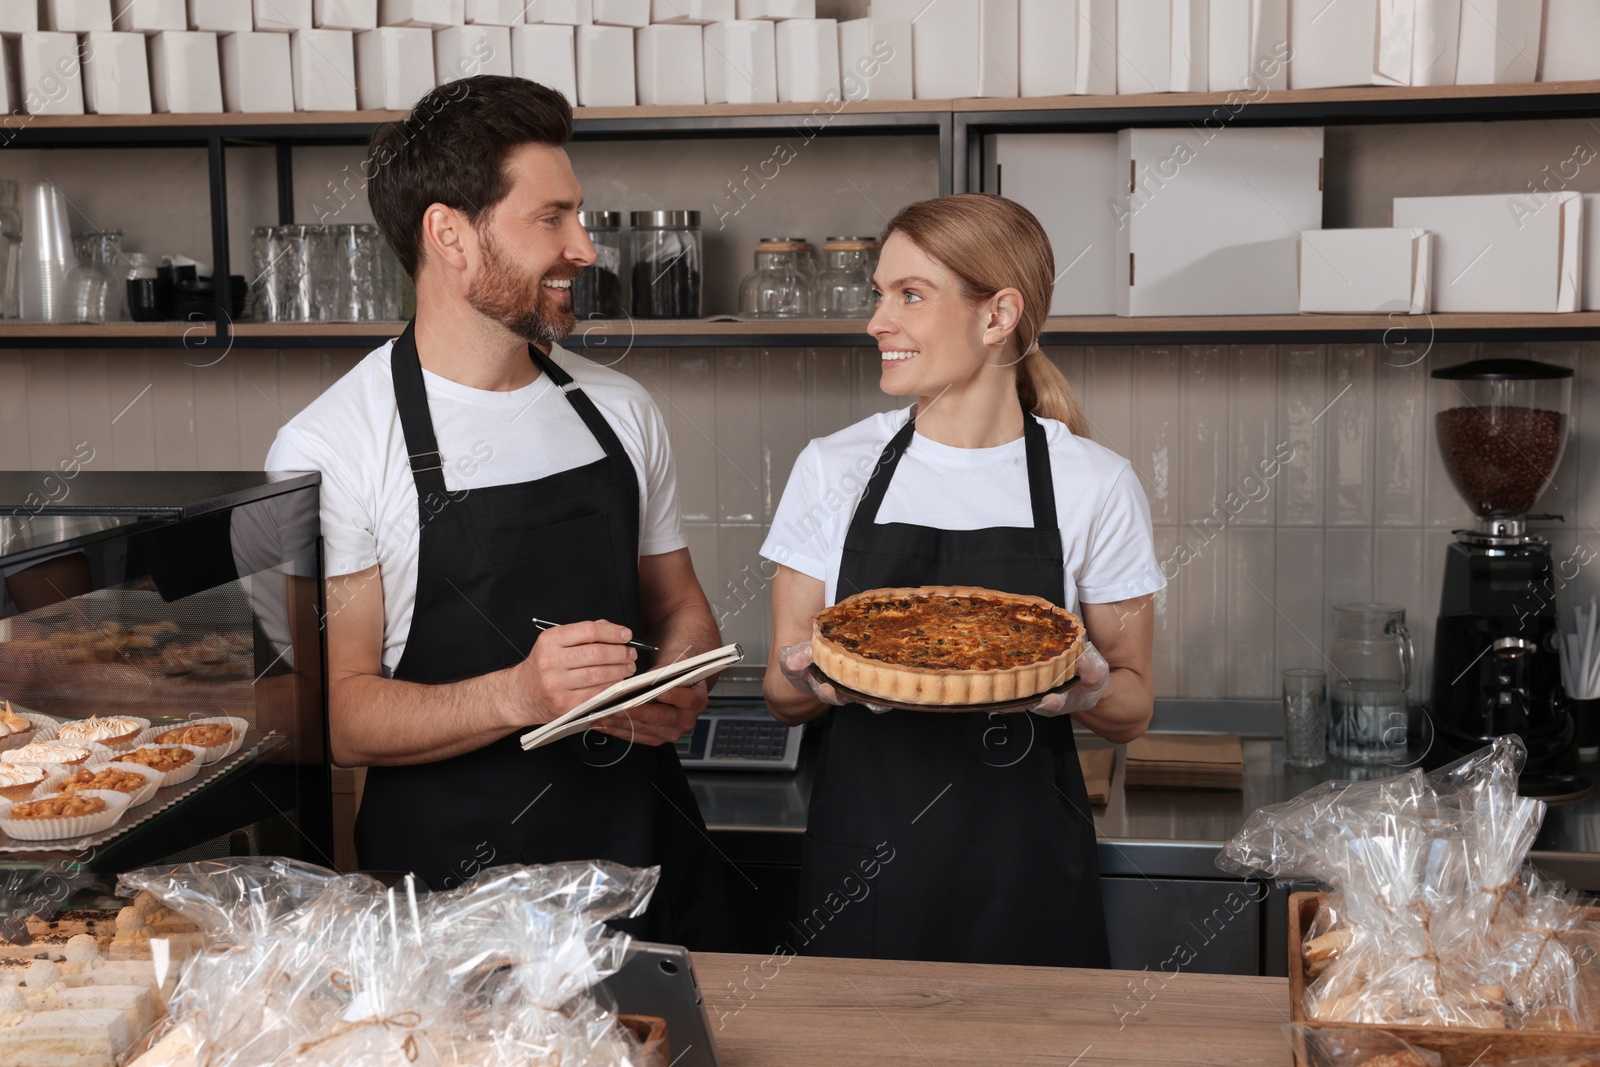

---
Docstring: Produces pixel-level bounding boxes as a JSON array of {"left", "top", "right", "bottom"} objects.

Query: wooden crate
[{"left": 1288, "top": 892, "right": 1600, "bottom": 1065}]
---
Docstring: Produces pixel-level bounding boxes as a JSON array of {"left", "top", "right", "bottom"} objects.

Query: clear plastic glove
[
  {"left": 1026, "top": 641, "right": 1110, "bottom": 717},
  {"left": 777, "top": 642, "right": 892, "bottom": 713}
]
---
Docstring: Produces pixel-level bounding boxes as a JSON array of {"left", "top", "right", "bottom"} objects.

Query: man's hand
[
  {"left": 507, "top": 620, "right": 638, "bottom": 725},
  {"left": 591, "top": 679, "right": 708, "bottom": 746}
]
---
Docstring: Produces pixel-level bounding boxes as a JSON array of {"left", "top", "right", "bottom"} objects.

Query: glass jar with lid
[
  {"left": 811, "top": 236, "right": 880, "bottom": 319},
  {"left": 738, "top": 238, "right": 811, "bottom": 319},
  {"left": 629, "top": 210, "right": 701, "bottom": 319},
  {"left": 573, "top": 210, "right": 624, "bottom": 319}
]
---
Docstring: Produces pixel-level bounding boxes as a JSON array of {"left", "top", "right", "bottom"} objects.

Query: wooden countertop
[{"left": 692, "top": 952, "right": 1294, "bottom": 1066}]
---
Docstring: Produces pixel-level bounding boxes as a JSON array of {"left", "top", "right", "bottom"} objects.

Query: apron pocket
[
  {"left": 489, "top": 511, "right": 626, "bottom": 636},
  {"left": 796, "top": 834, "right": 880, "bottom": 959}
]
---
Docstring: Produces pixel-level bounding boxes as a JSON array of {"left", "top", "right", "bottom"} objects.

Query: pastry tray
[
  {"left": 807, "top": 664, "right": 1079, "bottom": 713},
  {"left": 0, "top": 726, "right": 286, "bottom": 855}
]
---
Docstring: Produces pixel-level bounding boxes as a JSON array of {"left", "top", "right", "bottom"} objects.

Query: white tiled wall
[{"left": 6, "top": 340, "right": 1600, "bottom": 699}]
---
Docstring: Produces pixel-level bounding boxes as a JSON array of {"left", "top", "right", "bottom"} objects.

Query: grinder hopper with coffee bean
[{"left": 1429, "top": 358, "right": 1587, "bottom": 798}]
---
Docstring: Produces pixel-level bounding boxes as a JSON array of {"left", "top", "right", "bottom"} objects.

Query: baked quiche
[{"left": 812, "top": 585, "right": 1085, "bottom": 705}]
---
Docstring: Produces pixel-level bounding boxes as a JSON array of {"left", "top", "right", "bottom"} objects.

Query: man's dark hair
[{"left": 366, "top": 76, "right": 573, "bottom": 278}]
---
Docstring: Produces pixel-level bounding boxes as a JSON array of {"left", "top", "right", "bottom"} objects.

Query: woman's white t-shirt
[
  {"left": 760, "top": 409, "right": 1165, "bottom": 612},
  {"left": 265, "top": 341, "right": 685, "bottom": 675}
]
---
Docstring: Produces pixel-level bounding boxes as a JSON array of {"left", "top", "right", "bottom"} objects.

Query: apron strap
[
  {"left": 850, "top": 412, "right": 1059, "bottom": 531},
  {"left": 528, "top": 346, "right": 631, "bottom": 462},
  {"left": 390, "top": 321, "right": 449, "bottom": 503}
]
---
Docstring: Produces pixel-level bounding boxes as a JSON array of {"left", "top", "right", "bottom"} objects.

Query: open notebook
[{"left": 519, "top": 643, "right": 744, "bottom": 752}]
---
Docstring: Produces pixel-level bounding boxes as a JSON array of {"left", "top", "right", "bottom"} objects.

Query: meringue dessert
[
  {"left": 56, "top": 716, "right": 142, "bottom": 747},
  {"left": 0, "top": 766, "right": 46, "bottom": 803},
  {"left": 0, "top": 742, "right": 91, "bottom": 767}
]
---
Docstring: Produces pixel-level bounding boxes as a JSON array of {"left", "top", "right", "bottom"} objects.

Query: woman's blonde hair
[{"left": 881, "top": 194, "right": 1087, "bottom": 437}]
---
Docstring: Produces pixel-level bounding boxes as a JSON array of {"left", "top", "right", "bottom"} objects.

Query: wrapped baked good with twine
[{"left": 1221, "top": 737, "right": 1599, "bottom": 1033}]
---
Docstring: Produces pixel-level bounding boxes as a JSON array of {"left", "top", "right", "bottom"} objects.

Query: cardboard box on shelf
[
  {"left": 354, "top": 25, "right": 433, "bottom": 107},
  {"left": 290, "top": 27, "right": 356, "bottom": 109},
  {"left": 1586, "top": 194, "right": 1600, "bottom": 311},
  {"left": 1287, "top": 0, "right": 1375, "bottom": 88},
  {"left": 81, "top": 31, "right": 151, "bottom": 113},
  {"left": 221, "top": 30, "right": 295, "bottom": 111},
  {"left": 872, "top": 0, "right": 1017, "bottom": 98},
  {"left": 1019, "top": 0, "right": 1113, "bottom": 96},
  {"left": 314, "top": 0, "right": 378, "bottom": 30},
  {"left": 379, "top": 0, "right": 462, "bottom": 27},
  {"left": 1373, "top": 0, "right": 1459, "bottom": 87},
  {"left": 738, "top": 0, "right": 814, "bottom": 16},
  {"left": 544, "top": 0, "right": 594, "bottom": 24},
  {"left": 775, "top": 18, "right": 837, "bottom": 103},
  {"left": 436, "top": 23, "right": 511, "bottom": 82},
  {"left": 1392, "top": 193, "right": 1582, "bottom": 313},
  {"left": 1207, "top": 0, "right": 1286, "bottom": 92},
  {"left": 19, "top": 32, "right": 85, "bottom": 113},
  {"left": 1113, "top": 126, "right": 1324, "bottom": 316},
  {"left": 1116, "top": 0, "right": 1207, "bottom": 94},
  {"left": 1298, "top": 228, "right": 1431, "bottom": 314},
  {"left": 593, "top": 0, "right": 648, "bottom": 25},
  {"left": 652, "top": 0, "right": 734, "bottom": 24},
  {"left": 576, "top": 23, "right": 632, "bottom": 104},
  {"left": 1540, "top": 0, "right": 1600, "bottom": 81},
  {"left": 985, "top": 133, "right": 1119, "bottom": 315},
  {"left": 149, "top": 30, "right": 223, "bottom": 112},
  {"left": 1455, "top": 0, "right": 1539, "bottom": 83},
  {"left": 0, "top": 6, "right": 37, "bottom": 33},
  {"left": 43, "top": 0, "right": 113, "bottom": 33},
  {"left": 254, "top": 0, "right": 314, "bottom": 29},
  {"left": 190, "top": 0, "right": 254, "bottom": 32},
  {"left": 635, "top": 22, "right": 704, "bottom": 105},
  {"left": 111, "top": 0, "right": 185, "bottom": 31},
  {"left": 703, "top": 19, "right": 776, "bottom": 104},
  {"left": 510, "top": 23, "right": 576, "bottom": 101},
  {"left": 836, "top": 17, "right": 910, "bottom": 101},
  {"left": 465, "top": 0, "right": 524, "bottom": 23}
]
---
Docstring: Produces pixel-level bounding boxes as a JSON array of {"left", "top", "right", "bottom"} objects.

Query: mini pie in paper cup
[
  {"left": 53, "top": 715, "right": 149, "bottom": 752},
  {"left": 0, "top": 740, "right": 113, "bottom": 768},
  {"left": 111, "top": 744, "right": 206, "bottom": 788},
  {"left": 138, "top": 716, "right": 248, "bottom": 765},
  {"left": 0, "top": 764, "right": 52, "bottom": 802},
  {"left": 0, "top": 788, "right": 131, "bottom": 841},
  {"left": 48, "top": 762, "right": 163, "bottom": 807}
]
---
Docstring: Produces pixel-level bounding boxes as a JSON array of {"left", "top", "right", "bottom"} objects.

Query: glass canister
[
  {"left": 1430, "top": 359, "right": 1573, "bottom": 521},
  {"left": 573, "top": 210, "right": 624, "bottom": 319},
  {"left": 65, "top": 229, "right": 123, "bottom": 324},
  {"left": 738, "top": 238, "right": 811, "bottom": 318},
  {"left": 812, "top": 236, "right": 879, "bottom": 319},
  {"left": 1327, "top": 603, "right": 1414, "bottom": 764},
  {"left": 629, "top": 210, "right": 701, "bottom": 319}
]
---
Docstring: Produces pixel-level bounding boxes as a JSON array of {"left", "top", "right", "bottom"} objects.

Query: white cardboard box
[
  {"left": 435, "top": 23, "right": 510, "bottom": 82},
  {"left": 19, "top": 32, "right": 85, "bottom": 113},
  {"left": 149, "top": 30, "right": 223, "bottom": 112},
  {"left": 1455, "top": 0, "right": 1539, "bottom": 83},
  {"left": 221, "top": 30, "right": 295, "bottom": 110},
  {"left": 544, "top": 0, "right": 594, "bottom": 24},
  {"left": 1373, "top": 0, "right": 1460, "bottom": 87},
  {"left": 1287, "top": 0, "right": 1376, "bottom": 88},
  {"left": 1299, "top": 228, "right": 1431, "bottom": 314},
  {"left": 738, "top": 0, "right": 814, "bottom": 16},
  {"left": 315, "top": 0, "right": 378, "bottom": 30},
  {"left": 635, "top": 22, "right": 703, "bottom": 104},
  {"left": 1540, "top": 0, "right": 1600, "bottom": 81},
  {"left": 872, "top": 0, "right": 1018, "bottom": 98},
  {"left": 1019, "top": 0, "right": 1114, "bottom": 96},
  {"left": 653, "top": 0, "right": 733, "bottom": 23},
  {"left": 576, "top": 23, "right": 631, "bottom": 103},
  {"left": 1116, "top": 0, "right": 1207, "bottom": 94},
  {"left": 290, "top": 27, "right": 356, "bottom": 108},
  {"left": 112, "top": 0, "right": 185, "bottom": 31},
  {"left": 1585, "top": 194, "right": 1600, "bottom": 311},
  {"left": 355, "top": 26, "right": 432, "bottom": 107},
  {"left": 1392, "top": 193, "right": 1582, "bottom": 313},
  {"left": 775, "top": 18, "right": 836, "bottom": 102},
  {"left": 837, "top": 17, "right": 910, "bottom": 101},
  {"left": 593, "top": 0, "right": 648, "bottom": 25},
  {"left": 379, "top": 0, "right": 462, "bottom": 27},
  {"left": 511, "top": 23, "right": 575, "bottom": 100},
  {"left": 986, "top": 133, "right": 1119, "bottom": 315},
  {"left": 0, "top": 45, "right": 13, "bottom": 112},
  {"left": 0, "top": 7, "right": 38, "bottom": 33},
  {"left": 1207, "top": 0, "right": 1286, "bottom": 92},
  {"left": 43, "top": 1, "right": 113, "bottom": 32},
  {"left": 81, "top": 31, "right": 151, "bottom": 112},
  {"left": 703, "top": 19, "right": 776, "bottom": 103},
  {"left": 1114, "top": 126, "right": 1324, "bottom": 315},
  {"left": 465, "top": 0, "right": 523, "bottom": 22},
  {"left": 255, "top": 0, "right": 313, "bottom": 29},
  {"left": 190, "top": 0, "right": 254, "bottom": 31}
]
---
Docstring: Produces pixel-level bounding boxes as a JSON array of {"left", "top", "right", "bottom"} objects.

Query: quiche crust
[{"left": 811, "top": 585, "right": 1085, "bottom": 706}]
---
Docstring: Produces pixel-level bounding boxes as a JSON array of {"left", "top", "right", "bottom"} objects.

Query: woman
[{"left": 759, "top": 194, "right": 1164, "bottom": 968}]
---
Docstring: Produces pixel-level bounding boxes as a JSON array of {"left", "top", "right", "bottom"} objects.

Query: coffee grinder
[{"left": 1429, "top": 359, "right": 1584, "bottom": 798}]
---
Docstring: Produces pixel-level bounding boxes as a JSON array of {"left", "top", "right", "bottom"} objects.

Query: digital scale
[{"left": 674, "top": 698, "right": 803, "bottom": 771}]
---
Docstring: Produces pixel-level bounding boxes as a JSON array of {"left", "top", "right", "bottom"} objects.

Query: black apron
[
  {"left": 355, "top": 324, "right": 732, "bottom": 950},
  {"left": 798, "top": 412, "right": 1110, "bottom": 967}
]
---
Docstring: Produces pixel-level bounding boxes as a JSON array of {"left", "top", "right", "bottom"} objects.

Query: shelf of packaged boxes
[{"left": 0, "top": 322, "right": 216, "bottom": 347}]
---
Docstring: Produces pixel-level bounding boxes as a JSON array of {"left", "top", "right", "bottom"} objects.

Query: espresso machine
[{"left": 1429, "top": 359, "right": 1585, "bottom": 798}]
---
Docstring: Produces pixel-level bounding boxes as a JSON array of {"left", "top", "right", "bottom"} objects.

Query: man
[{"left": 266, "top": 76, "right": 731, "bottom": 949}]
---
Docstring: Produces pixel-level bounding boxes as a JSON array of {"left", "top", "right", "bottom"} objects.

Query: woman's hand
[
  {"left": 777, "top": 642, "right": 849, "bottom": 707},
  {"left": 1024, "top": 642, "right": 1109, "bottom": 717}
]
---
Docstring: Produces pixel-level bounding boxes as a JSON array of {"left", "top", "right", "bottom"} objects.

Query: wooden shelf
[
  {"left": 951, "top": 78, "right": 1600, "bottom": 113},
  {"left": 0, "top": 322, "right": 213, "bottom": 344}
]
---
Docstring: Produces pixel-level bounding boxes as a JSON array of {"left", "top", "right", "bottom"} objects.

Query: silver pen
[{"left": 530, "top": 617, "right": 658, "bottom": 652}]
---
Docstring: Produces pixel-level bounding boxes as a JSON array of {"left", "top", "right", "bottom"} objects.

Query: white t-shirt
[
  {"left": 760, "top": 409, "right": 1166, "bottom": 612},
  {"left": 265, "top": 340, "right": 685, "bottom": 674}
]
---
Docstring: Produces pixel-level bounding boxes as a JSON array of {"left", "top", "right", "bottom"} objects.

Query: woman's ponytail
[{"left": 1018, "top": 346, "right": 1088, "bottom": 438}]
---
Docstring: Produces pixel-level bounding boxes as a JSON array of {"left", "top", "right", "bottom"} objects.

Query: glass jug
[
  {"left": 1328, "top": 603, "right": 1414, "bottom": 764},
  {"left": 738, "top": 238, "right": 810, "bottom": 318}
]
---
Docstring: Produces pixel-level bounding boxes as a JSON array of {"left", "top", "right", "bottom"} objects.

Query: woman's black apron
[
  {"left": 797, "top": 413, "right": 1110, "bottom": 967},
  {"left": 355, "top": 324, "right": 732, "bottom": 950}
]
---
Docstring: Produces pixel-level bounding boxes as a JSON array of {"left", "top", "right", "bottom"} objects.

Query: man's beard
[{"left": 466, "top": 227, "right": 576, "bottom": 345}]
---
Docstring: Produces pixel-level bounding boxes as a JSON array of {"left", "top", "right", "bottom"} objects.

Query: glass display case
[{"left": 0, "top": 471, "right": 331, "bottom": 881}]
